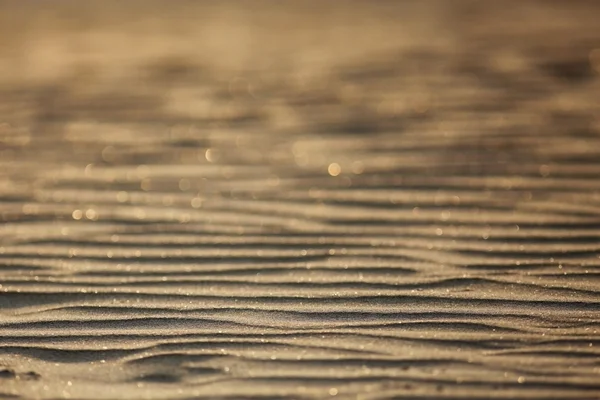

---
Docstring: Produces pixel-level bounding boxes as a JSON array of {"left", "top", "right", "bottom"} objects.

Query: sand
[{"left": 1, "top": 1, "right": 600, "bottom": 398}]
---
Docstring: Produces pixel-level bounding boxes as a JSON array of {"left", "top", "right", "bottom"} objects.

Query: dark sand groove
[{"left": 1, "top": 0, "right": 600, "bottom": 399}]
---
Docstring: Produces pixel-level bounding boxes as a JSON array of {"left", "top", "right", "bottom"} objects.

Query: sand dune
[{"left": 1, "top": 1, "right": 600, "bottom": 398}]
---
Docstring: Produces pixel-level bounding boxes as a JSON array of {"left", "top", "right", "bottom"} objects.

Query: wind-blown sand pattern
[{"left": 1, "top": 1, "right": 600, "bottom": 399}]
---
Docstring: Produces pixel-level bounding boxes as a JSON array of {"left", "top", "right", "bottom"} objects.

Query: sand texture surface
[{"left": 1, "top": 1, "right": 600, "bottom": 398}]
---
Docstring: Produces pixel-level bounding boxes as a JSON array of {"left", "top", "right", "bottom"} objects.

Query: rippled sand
[{"left": 1, "top": 1, "right": 600, "bottom": 399}]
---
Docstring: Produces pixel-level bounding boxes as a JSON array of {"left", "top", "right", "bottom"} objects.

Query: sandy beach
[{"left": 1, "top": 1, "right": 600, "bottom": 398}]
